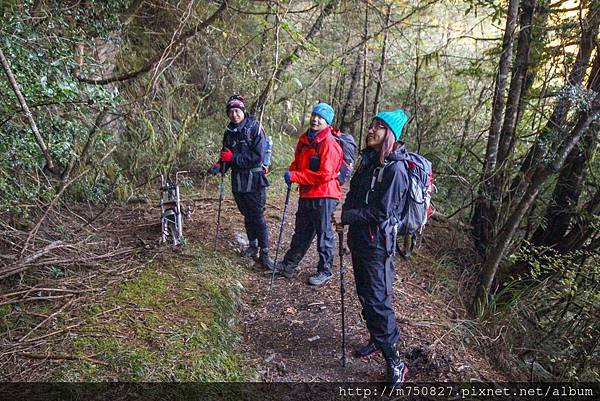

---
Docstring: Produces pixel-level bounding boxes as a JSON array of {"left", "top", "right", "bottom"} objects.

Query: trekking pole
[
  {"left": 269, "top": 184, "right": 291, "bottom": 290},
  {"left": 214, "top": 164, "right": 226, "bottom": 250},
  {"left": 338, "top": 229, "right": 347, "bottom": 367}
]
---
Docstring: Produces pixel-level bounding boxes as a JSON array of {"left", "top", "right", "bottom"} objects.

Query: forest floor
[
  {"left": 220, "top": 193, "right": 516, "bottom": 383},
  {"left": 0, "top": 183, "right": 522, "bottom": 383}
]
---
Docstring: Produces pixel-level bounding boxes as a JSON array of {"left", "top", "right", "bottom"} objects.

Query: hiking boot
[
  {"left": 308, "top": 271, "right": 332, "bottom": 286},
  {"left": 240, "top": 244, "right": 259, "bottom": 258},
  {"left": 381, "top": 343, "right": 408, "bottom": 386},
  {"left": 354, "top": 340, "right": 380, "bottom": 358},
  {"left": 270, "top": 260, "right": 296, "bottom": 278},
  {"left": 259, "top": 249, "right": 274, "bottom": 270}
]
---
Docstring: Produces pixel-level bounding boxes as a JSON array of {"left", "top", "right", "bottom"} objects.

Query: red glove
[{"left": 220, "top": 148, "right": 233, "bottom": 162}]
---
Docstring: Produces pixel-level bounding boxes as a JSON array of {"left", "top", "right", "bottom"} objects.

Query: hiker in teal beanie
[
  {"left": 333, "top": 107, "right": 410, "bottom": 386},
  {"left": 273, "top": 101, "right": 343, "bottom": 287}
]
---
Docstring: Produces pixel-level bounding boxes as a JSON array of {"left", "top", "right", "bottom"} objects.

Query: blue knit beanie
[
  {"left": 312, "top": 102, "right": 334, "bottom": 125},
  {"left": 374, "top": 108, "right": 409, "bottom": 140}
]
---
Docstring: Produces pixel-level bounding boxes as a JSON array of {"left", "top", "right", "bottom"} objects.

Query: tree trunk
[
  {"left": 560, "top": 189, "right": 600, "bottom": 253},
  {"left": 339, "top": 51, "right": 363, "bottom": 132},
  {"left": 512, "top": 1, "right": 600, "bottom": 192},
  {"left": 475, "top": 93, "right": 600, "bottom": 308},
  {"left": 497, "top": 0, "right": 535, "bottom": 166},
  {"left": 529, "top": 39, "right": 600, "bottom": 250},
  {"left": 358, "top": 2, "right": 369, "bottom": 149},
  {"left": 471, "top": 0, "right": 520, "bottom": 254},
  {"left": 372, "top": 3, "right": 391, "bottom": 115},
  {"left": 530, "top": 124, "right": 598, "bottom": 248},
  {"left": 489, "top": 0, "right": 537, "bottom": 227},
  {"left": 412, "top": 24, "right": 423, "bottom": 153},
  {"left": 0, "top": 46, "right": 59, "bottom": 176}
]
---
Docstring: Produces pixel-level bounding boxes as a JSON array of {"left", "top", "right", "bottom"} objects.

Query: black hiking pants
[
  {"left": 233, "top": 188, "right": 269, "bottom": 250},
  {"left": 283, "top": 198, "right": 338, "bottom": 275},
  {"left": 350, "top": 245, "right": 400, "bottom": 348}
]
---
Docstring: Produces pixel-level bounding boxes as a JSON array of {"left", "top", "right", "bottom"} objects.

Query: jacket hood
[{"left": 387, "top": 143, "right": 410, "bottom": 162}]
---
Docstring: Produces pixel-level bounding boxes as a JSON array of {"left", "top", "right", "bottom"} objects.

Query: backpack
[
  {"left": 238, "top": 119, "right": 272, "bottom": 174},
  {"left": 331, "top": 129, "right": 357, "bottom": 185},
  {"left": 299, "top": 129, "right": 357, "bottom": 185},
  {"left": 371, "top": 152, "right": 435, "bottom": 258}
]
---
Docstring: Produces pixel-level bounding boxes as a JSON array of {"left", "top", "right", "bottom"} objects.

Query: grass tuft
[{"left": 56, "top": 244, "right": 256, "bottom": 381}]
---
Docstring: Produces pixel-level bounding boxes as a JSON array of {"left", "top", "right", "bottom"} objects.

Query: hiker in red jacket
[{"left": 272, "top": 102, "right": 343, "bottom": 286}]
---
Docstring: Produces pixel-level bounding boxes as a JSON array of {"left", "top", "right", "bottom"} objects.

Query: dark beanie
[{"left": 226, "top": 95, "right": 246, "bottom": 113}]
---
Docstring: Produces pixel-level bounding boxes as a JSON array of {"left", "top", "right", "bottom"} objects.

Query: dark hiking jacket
[
  {"left": 341, "top": 145, "right": 410, "bottom": 252},
  {"left": 222, "top": 115, "right": 268, "bottom": 193}
]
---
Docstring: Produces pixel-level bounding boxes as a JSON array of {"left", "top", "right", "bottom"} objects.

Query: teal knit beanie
[
  {"left": 312, "top": 102, "right": 335, "bottom": 125},
  {"left": 374, "top": 108, "right": 409, "bottom": 140}
]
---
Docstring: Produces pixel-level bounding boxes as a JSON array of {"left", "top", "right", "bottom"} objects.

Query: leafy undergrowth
[{"left": 55, "top": 245, "right": 254, "bottom": 381}]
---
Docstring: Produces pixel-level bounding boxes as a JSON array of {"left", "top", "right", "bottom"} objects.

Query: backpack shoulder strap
[
  {"left": 376, "top": 160, "right": 398, "bottom": 183},
  {"left": 243, "top": 119, "right": 260, "bottom": 141},
  {"left": 376, "top": 162, "right": 387, "bottom": 183}
]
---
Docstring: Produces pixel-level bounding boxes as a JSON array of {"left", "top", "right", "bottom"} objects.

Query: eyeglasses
[{"left": 368, "top": 122, "right": 387, "bottom": 131}]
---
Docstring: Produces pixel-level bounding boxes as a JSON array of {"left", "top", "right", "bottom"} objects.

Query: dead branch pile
[
  {"left": 0, "top": 202, "right": 159, "bottom": 380},
  {"left": 0, "top": 203, "right": 142, "bottom": 281}
]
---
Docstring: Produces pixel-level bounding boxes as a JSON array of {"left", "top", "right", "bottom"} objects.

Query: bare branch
[{"left": 0, "top": 46, "right": 59, "bottom": 175}]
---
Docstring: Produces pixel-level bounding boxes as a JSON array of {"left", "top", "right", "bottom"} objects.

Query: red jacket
[{"left": 289, "top": 126, "right": 343, "bottom": 199}]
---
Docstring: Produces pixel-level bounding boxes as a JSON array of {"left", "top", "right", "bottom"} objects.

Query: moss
[
  {"left": 0, "top": 304, "right": 11, "bottom": 318},
  {"left": 57, "top": 243, "right": 255, "bottom": 381},
  {"left": 115, "top": 269, "right": 169, "bottom": 308}
]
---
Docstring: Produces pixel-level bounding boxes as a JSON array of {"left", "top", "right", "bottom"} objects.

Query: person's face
[
  {"left": 366, "top": 119, "right": 388, "bottom": 150},
  {"left": 309, "top": 113, "right": 328, "bottom": 132},
  {"left": 228, "top": 108, "right": 245, "bottom": 125}
]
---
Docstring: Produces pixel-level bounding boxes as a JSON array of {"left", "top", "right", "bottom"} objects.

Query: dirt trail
[
  {"left": 196, "top": 191, "right": 514, "bottom": 383},
  {"left": 0, "top": 187, "right": 514, "bottom": 382}
]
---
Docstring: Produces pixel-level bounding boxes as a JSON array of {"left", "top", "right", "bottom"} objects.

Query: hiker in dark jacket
[
  {"left": 208, "top": 95, "right": 274, "bottom": 269},
  {"left": 333, "top": 108, "right": 410, "bottom": 386},
  {"left": 272, "top": 102, "right": 343, "bottom": 286}
]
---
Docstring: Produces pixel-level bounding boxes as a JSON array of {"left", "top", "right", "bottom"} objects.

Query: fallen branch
[
  {"left": 20, "top": 323, "right": 81, "bottom": 343},
  {"left": 0, "top": 294, "right": 75, "bottom": 306},
  {"left": 1, "top": 287, "right": 96, "bottom": 299},
  {"left": 1, "top": 241, "right": 65, "bottom": 280},
  {"left": 19, "top": 298, "right": 77, "bottom": 342},
  {"left": 21, "top": 351, "right": 108, "bottom": 366}
]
